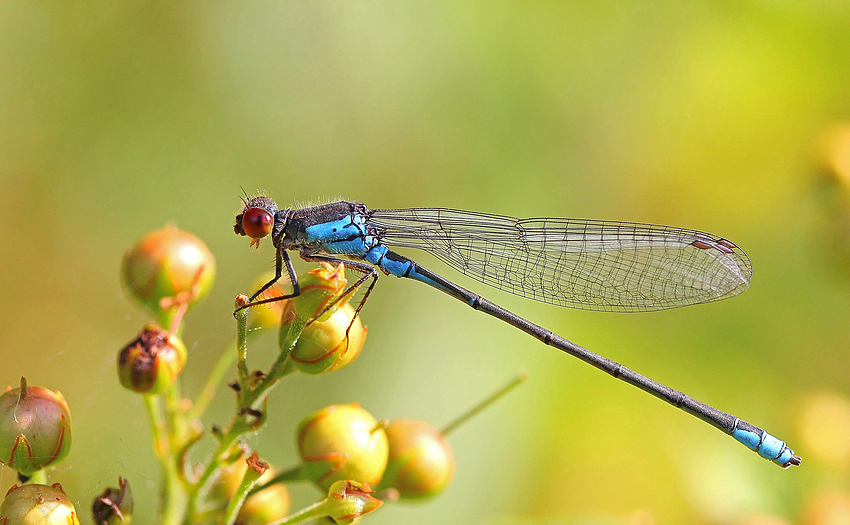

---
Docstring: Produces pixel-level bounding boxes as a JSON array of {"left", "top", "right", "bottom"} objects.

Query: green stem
[
  {"left": 222, "top": 453, "right": 266, "bottom": 525},
  {"left": 164, "top": 381, "right": 188, "bottom": 448},
  {"left": 182, "top": 421, "right": 251, "bottom": 524},
  {"left": 440, "top": 369, "right": 528, "bottom": 436},
  {"left": 144, "top": 395, "right": 169, "bottom": 458},
  {"left": 236, "top": 299, "right": 250, "bottom": 392},
  {"left": 26, "top": 470, "right": 47, "bottom": 485},
  {"left": 268, "top": 499, "right": 328, "bottom": 525},
  {"left": 144, "top": 395, "right": 187, "bottom": 525},
  {"left": 184, "top": 299, "right": 306, "bottom": 522},
  {"left": 156, "top": 307, "right": 180, "bottom": 337}
]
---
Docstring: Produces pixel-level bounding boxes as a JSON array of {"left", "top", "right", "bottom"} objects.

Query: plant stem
[
  {"left": 183, "top": 417, "right": 252, "bottom": 523},
  {"left": 144, "top": 395, "right": 187, "bottom": 525},
  {"left": 222, "top": 452, "right": 266, "bottom": 525},
  {"left": 235, "top": 297, "right": 250, "bottom": 392},
  {"left": 164, "top": 381, "right": 189, "bottom": 447},
  {"left": 268, "top": 499, "right": 328, "bottom": 525},
  {"left": 184, "top": 298, "right": 307, "bottom": 523},
  {"left": 27, "top": 470, "right": 47, "bottom": 485},
  {"left": 440, "top": 369, "right": 528, "bottom": 436}
]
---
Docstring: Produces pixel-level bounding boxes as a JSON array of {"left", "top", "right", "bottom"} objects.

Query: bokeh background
[{"left": 2, "top": 2, "right": 850, "bottom": 524}]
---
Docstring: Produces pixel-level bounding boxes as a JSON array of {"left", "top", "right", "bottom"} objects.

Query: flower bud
[
  {"left": 91, "top": 477, "right": 133, "bottom": 525},
  {"left": 247, "top": 271, "right": 290, "bottom": 331},
  {"left": 0, "top": 378, "right": 71, "bottom": 475},
  {"left": 293, "top": 263, "right": 348, "bottom": 322},
  {"left": 207, "top": 455, "right": 290, "bottom": 525},
  {"left": 325, "top": 480, "right": 382, "bottom": 525},
  {"left": 118, "top": 324, "right": 187, "bottom": 395},
  {"left": 379, "top": 420, "right": 454, "bottom": 499},
  {"left": 122, "top": 226, "right": 215, "bottom": 314},
  {"left": 297, "top": 404, "right": 388, "bottom": 491},
  {"left": 0, "top": 483, "right": 80, "bottom": 525},
  {"left": 285, "top": 302, "right": 367, "bottom": 375}
]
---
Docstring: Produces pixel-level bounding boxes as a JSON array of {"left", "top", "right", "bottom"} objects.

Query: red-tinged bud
[
  {"left": 91, "top": 477, "right": 133, "bottom": 525},
  {"left": 297, "top": 404, "right": 388, "bottom": 492},
  {"left": 207, "top": 455, "right": 291, "bottom": 524},
  {"left": 325, "top": 480, "right": 383, "bottom": 525},
  {"left": 118, "top": 324, "right": 187, "bottom": 395},
  {"left": 293, "top": 263, "right": 349, "bottom": 322},
  {"left": 0, "top": 378, "right": 71, "bottom": 476},
  {"left": 122, "top": 226, "right": 215, "bottom": 314},
  {"left": 378, "top": 420, "right": 454, "bottom": 499},
  {"left": 285, "top": 302, "right": 367, "bottom": 375},
  {"left": 0, "top": 483, "right": 80, "bottom": 525},
  {"left": 247, "top": 271, "right": 290, "bottom": 331}
]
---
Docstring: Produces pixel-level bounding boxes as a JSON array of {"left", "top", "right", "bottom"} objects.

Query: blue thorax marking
[
  {"left": 323, "top": 238, "right": 371, "bottom": 256},
  {"left": 303, "top": 215, "right": 367, "bottom": 245},
  {"left": 303, "top": 214, "right": 378, "bottom": 257}
]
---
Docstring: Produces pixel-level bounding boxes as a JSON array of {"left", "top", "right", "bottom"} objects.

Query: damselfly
[{"left": 234, "top": 197, "right": 800, "bottom": 468}]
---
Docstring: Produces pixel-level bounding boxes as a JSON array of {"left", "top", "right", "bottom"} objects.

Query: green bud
[
  {"left": 379, "top": 420, "right": 454, "bottom": 499},
  {"left": 0, "top": 483, "right": 80, "bottom": 525},
  {"left": 118, "top": 324, "right": 187, "bottom": 395},
  {"left": 286, "top": 302, "right": 367, "bottom": 375},
  {"left": 122, "top": 226, "right": 215, "bottom": 314},
  {"left": 91, "top": 477, "right": 133, "bottom": 525},
  {"left": 325, "top": 480, "right": 382, "bottom": 525},
  {"left": 296, "top": 404, "right": 388, "bottom": 491},
  {"left": 0, "top": 378, "right": 71, "bottom": 476},
  {"left": 293, "top": 263, "right": 348, "bottom": 322}
]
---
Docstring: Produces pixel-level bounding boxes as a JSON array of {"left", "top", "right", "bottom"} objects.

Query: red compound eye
[{"left": 241, "top": 208, "right": 273, "bottom": 239}]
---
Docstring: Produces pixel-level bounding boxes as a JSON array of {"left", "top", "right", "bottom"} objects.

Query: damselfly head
[{"left": 234, "top": 196, "right": 278, "bottom": 244}]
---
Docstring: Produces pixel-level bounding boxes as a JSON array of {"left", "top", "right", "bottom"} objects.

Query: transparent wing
[{"left": 368, "top": 208, "right": 752, "bottom": 312}]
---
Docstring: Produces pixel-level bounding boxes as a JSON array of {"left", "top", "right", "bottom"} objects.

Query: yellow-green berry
[
  {"left": 0, "top": 483, "right": 80, "bottom": 525},
  {"left": 379, "top": 420, "right": 454, "bottom": 499},
  {"left": 297, "top": 404, "right": 388, "bottom": 491}
]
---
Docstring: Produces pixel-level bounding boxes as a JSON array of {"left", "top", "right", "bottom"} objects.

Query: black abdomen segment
[{"left": 393, "top": 256, "right": 799, "bottom": 467}]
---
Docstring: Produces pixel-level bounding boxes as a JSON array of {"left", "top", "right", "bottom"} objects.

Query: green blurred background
[{"left": 2, "top": 1, "right": 850, "bottom": 523}]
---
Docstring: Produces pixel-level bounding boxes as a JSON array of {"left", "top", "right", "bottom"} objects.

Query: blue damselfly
[{"left": 234, "top": 197, "right": 800, "bottom": 468}]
